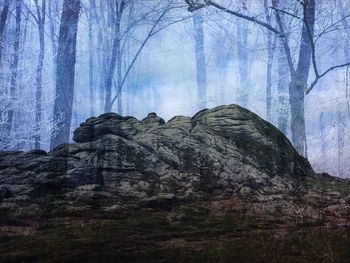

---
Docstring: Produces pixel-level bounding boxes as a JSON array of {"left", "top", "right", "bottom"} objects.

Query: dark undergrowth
[{"left": 1, "top": 206, "right": 350, "bottom": 263}]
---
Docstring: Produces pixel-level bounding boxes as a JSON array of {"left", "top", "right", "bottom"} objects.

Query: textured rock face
[
  {"left": 78, "top": 105, "right": 313, "bottom": 194},
  {"left": 0, "top": 104, "right": 349, "bottom": 217},
  {"left": 1, "top": 105, "right": 350, "bottom": 262},
  {"left": 1, "top": 105, "right": 312, "bottom": 203}
]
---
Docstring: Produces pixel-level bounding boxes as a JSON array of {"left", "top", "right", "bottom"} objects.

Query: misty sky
[{"left": 0, "top": 0, "right": 349, "bottom": 177}]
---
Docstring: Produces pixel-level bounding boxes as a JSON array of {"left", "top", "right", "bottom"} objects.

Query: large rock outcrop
[
  {"left": 1, "top": 105, "right": 315, "bottom": 204},
  {"left": 1, "top": 104, "right": 350, "bottom": 262}
]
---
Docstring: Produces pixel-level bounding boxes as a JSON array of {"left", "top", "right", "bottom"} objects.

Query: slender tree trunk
[
  {"left": 289, "top": 76, "right": 307, "bottom": 156},
  {"left": 237, "top": 21, "right": 249, "bottom": 108},
  {"left": 100, "top": 33, "right": 109, "bottom": 112},
  {"left": 105, "top": 0, "right": 127, "bottom": 114},
  {"left": 104, "top": 15, "right": 121, "bottom": 113},
  {"left": 266, "top": 33, "right": 276, "bottom": 121},
  {"left": 99, "top": 32, "right": 108, "bottom": 112},
  {"left": 88, "top": 0, "right": 95, "bottom": 116},
  {"left": 116, "top": 46, "right": 122, "bottom": 115},
  {"left": 6, "top": 0, "right": 22, "bottom": 140},
  {"left": 277, "top": 40, "right": 289, "bottom": 134},
  {"left": 124, "top": 2, "right": 135, "bottom": 116},
  {"left": 193, "top": 11, "right": 207, "bottom": 110},
  {"left": 116, "top": 2, "right": 128, "bottom": 116},
  {"left": 93, "top": 1, "right": 105, "bottom": 113},
  {"left": 50, "top": 0, "right": 81, "bottom": 149},
  {"left": 264, "top": 0, "right": 276, "bottom": 121},
  {"left": 289, "top": 0, "right": 315, "bottom": 156},
  {"left": 104, "top": 2, "right": 125, "bottom": 113},
  {"left": 0, "top": 0, "right": 10, "bottom": 128},
  {"left": 0, "top": 0, "right": 10, "bottom": 68},
  {"left": 125, "top": 40, "right": 131, "bottom": 116},
  {"left": 14, "top": 10, "right": 30, "bottom": 150},
  {"left": 337, "top": 0, "right": 350, "bottom": 177},
  {"left": 35, "top": 0, "right": 46, "bottom": 150},
  {"left": 48, "top": 0, "right": 57, "bottom": 84}
]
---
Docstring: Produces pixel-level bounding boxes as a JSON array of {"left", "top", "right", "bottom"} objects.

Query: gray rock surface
[
  {"left": 0, "top": 104, "right": 349, "bottom": 218},
  {"left": 1, "top": 104, "right": 350, "bottom": 263}
]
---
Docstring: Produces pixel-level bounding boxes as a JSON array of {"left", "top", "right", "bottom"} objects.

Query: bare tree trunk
[
  {"left": 193, "top": 11, "right": 207, "bottom": 110},
  {"left": 99, "top": 32, "right": 108, "bottom": 112},
  {"left": 124, "top": 2, "right": 135, "bottom": 116},
  {"left": 34, "top": 0, "right": 46, "bottom": 149},
  {"left": 94, "top": 1, "right": 106, "bottom": 113},
  {"left": 289, "top": 76, "right": 307, "bottom": 155},
  {"left": 50, "top": 0, "right": 81, "bottom": 149},
  {"left": 116, "top": 28, "right": 122, "bottom": 115},
  {"left": 0, "top": 0, "right": 10, "bottom": 127},
  {"left": 337, "top": 0, "right": 349, "bottom": 177},
  {"left": 6, "top": 0, "right": 22, "bottom": 140},
  {"left": 0, "top": 0, "right": 10, "bottom": 68},
  {"left": 276, "top": 40, "right": 289, "bottom": 135},
  {"left": 236, "top": 21, "right": 249, "bottom": 108},
  {"left": 266, "top": 34, "right": 276, "bottom": 121},
  {"left": 104, "top": 2, "right": 124, "bottom": 113},
  {"left": 124, "top": 40, "right": 131, "bottom": 116},
  {"left": 14, "top": 8, "right": 29, "bottom": 150},
  {"left": 264, "top": 0, "right": 276, "bottom": 121},
  {"left": 48, "top": 0, "right": 58, "bottom": 88},
  {"left": 289, "top": 0, "right": 315, "bottom": 156},
  {"left": 88, "top": 0, "right": 95, "bottom": 116},
  {"left": 104, "top": 23, "right": 121, "bottom": 113}
]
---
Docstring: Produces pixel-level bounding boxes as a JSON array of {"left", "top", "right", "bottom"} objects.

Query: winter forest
[{"left": 0, "top": 0, "right": 349, "bottom": 177}]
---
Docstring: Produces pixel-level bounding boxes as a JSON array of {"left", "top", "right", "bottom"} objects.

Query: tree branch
[
  {"left": 270, "top": 5, "right": 301, "bottom": 20},
  {"left": 306, "top": 62, "right": 350, "bottom": 94},
  {"left": 272, "top": 0, "right": 295, "bottom": 75},
  {"left": 184, "top": 0, "right": 281, "bottom": 34},
  {"left": 23, "top": 1, "right": 39, "bottom": 24},
  {"left": 110, "top": 9, "right": 168, "bottom": 109},
  {"left": 207, "top": 0, "right": 281, "bottom": 34},
  {"left": 185, "top": 0, "right": 206, "bottom": 12},
  {"left": 299, "top": 0, "right": 350, "bottom": 95}
]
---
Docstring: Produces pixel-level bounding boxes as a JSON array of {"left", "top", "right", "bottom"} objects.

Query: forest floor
[{"left": 1, "top": 195, "right": 350, "bottom": 263}]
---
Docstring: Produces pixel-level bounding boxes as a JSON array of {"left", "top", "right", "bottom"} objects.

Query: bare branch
[
  {"left": 23, "top": 1, "right": 39, "bottom": 24},
  {"left": 315, "top": 13, "right": 350, "bottom": 42},
  {"left": 272, "top": 0, "right": 295, "bottom": 75},
  {"left": 33, "top": 0, "right": 42, "bottom": 23},
  {"left": 306, "top": 62, "right": 350, "bottom": 94},
  {"left": 185, "top": 0, "right": 205, "bottom": 12},
  {"left": 110, "top": 9, "right": 168, "bottom": 109},
  {"left": 271, "top": 5, "right": 301, "bottom": 20},
  {"left": 206, "top": 0, "right": 281, "bottom": 34},
  {"left": 188, "top": 4, "right": 206, "bottom": 12},
  {"left": 299, "top": 0, "right": 348, "bottom": 95},
  {"left": 184, "top": 0, "right": 281, "bottom": 34},
  {"left": 150, "top": 15, "right": 191, "bottom": 36}
]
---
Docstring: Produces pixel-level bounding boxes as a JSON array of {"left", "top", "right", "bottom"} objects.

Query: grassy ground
[
  {"left": 1, "top": 202, "right": 350, "bottom": 263},
  {"left": 306, "top": 175, "right": 350, "bottom": 197}
]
